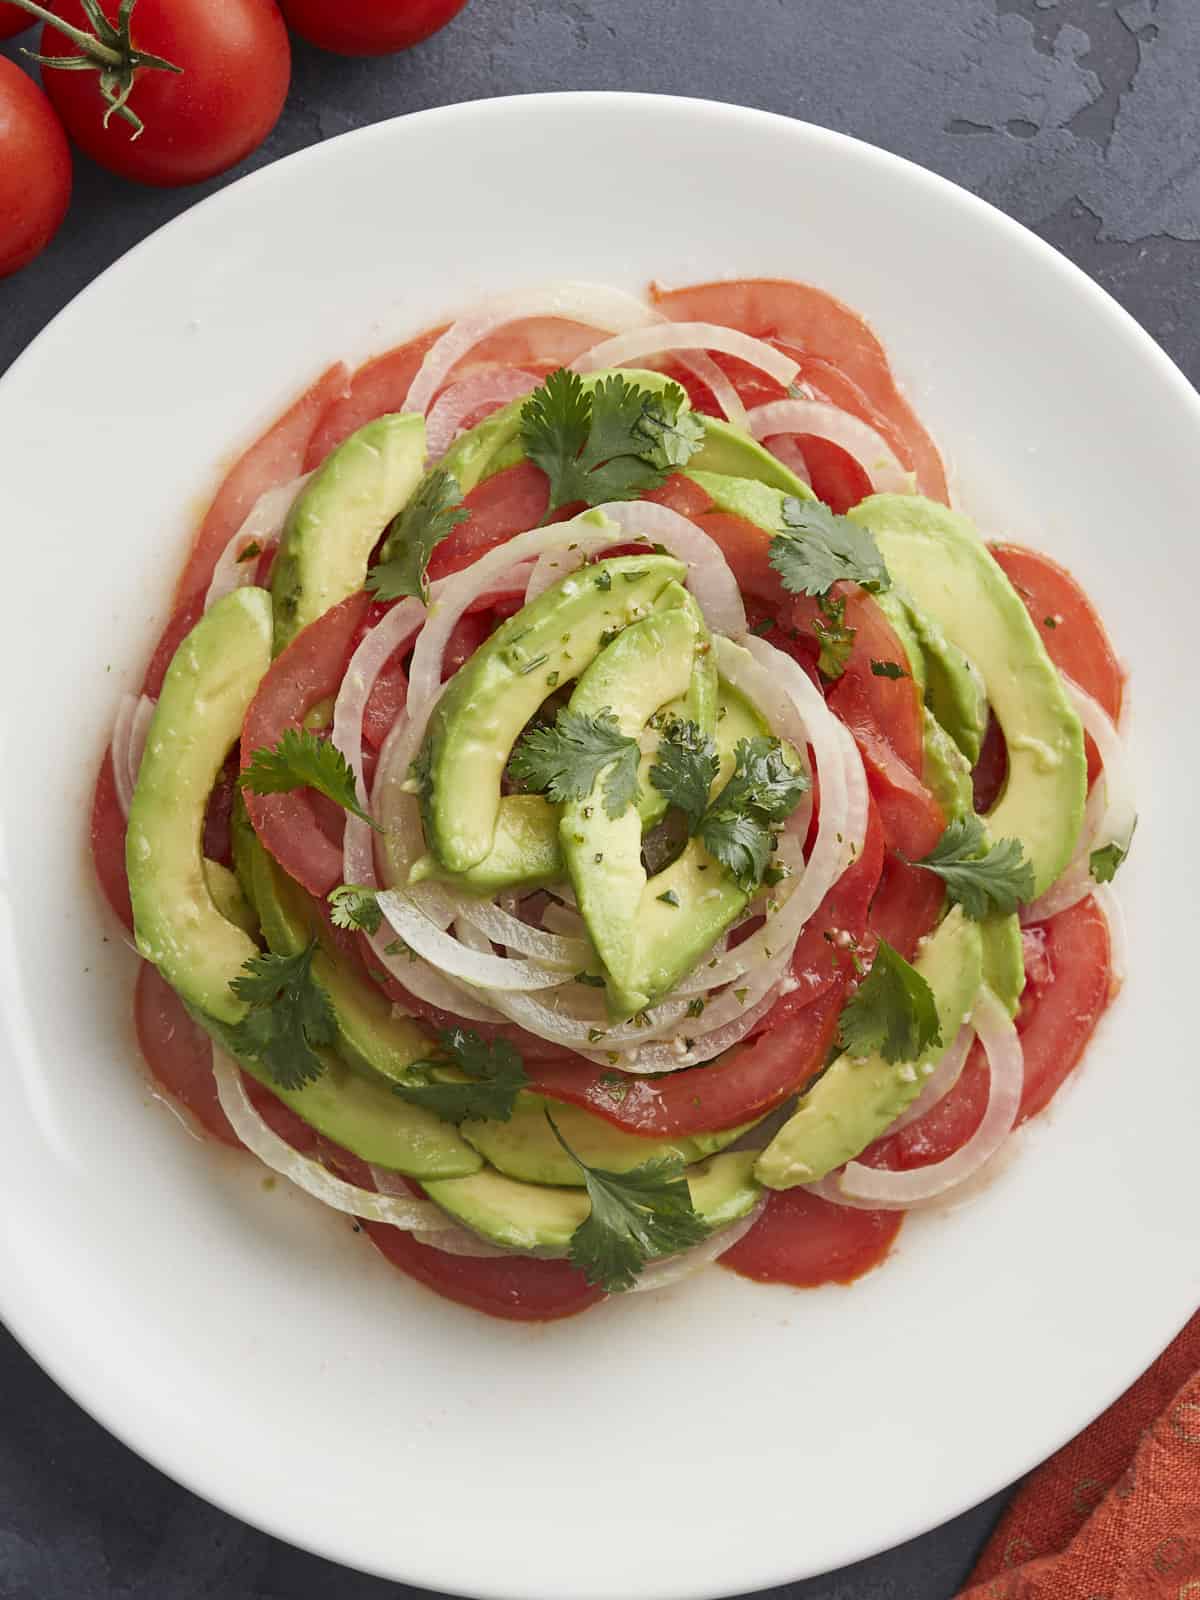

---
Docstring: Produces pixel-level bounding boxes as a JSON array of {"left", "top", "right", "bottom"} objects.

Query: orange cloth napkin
[{"left": 959, "top": 1312, "right": 1200, "bottom": 1598}]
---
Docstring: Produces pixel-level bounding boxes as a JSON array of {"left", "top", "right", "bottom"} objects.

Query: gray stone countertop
[{"left": 1, "top": 2, "right": 1196, "bottom": 1596}]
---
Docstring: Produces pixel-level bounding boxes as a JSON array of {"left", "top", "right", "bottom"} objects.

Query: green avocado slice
[
  {"left": 423, "top": 1150, "right": 761, "bottom": 1256},
  {"left": 852, "top": 495, "right": 1086, "bottom": 897},
  {"left": 418, "top": 549, "right": 687, "bottom": 875},
  {"left": 754, "top": 907, "right": 984, "bottom": 1189},
  {"left": 271, "top": 411, "right": 425, "bottom": 653}
]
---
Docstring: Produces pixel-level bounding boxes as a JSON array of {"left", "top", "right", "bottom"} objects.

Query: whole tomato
[
  {"left": 37, "top": 0, "right": 291, "bottom": 187},
  {"left": 278, "top": 0, "right": 471, "bottom": 56},
  {"left": 0, "top": 3, "right": 33, "bottom": 39},
  {"left": 0, "top": 57, "right": 71, "bottom": 276}
]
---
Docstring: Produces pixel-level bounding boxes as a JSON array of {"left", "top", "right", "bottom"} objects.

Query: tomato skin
[
  {"left": 278, "top": 0, "right": 470, "bottom": 56},
  {"left": 721, "top": 1184, "right": 902, "bottom": 1288},
  {"left": 0, "top": 5, "right": 32, "bottom": 39},
  {"left": 427, "top": 462, "right": 551, "bottom": 579},
  {"left": 39, "top": 0, "right": 289, "bottom": 187},
  {"left": 304, "top": 332, "right": 443, "bottom": 469},
  {"left": 868, "top": 853, "right": 945, "bottom": 961},
  {"left": 0, "top": 58, "right": 72, "bottom": 278}
]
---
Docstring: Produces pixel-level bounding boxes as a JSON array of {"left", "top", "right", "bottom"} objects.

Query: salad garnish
[
  {"left": 393, "top": 1028, "right": 529, "bottom": 1125},
  {"left": 911, "top": 814, "right": 1035, "bottom": 919},
  {"left": 509, "top": 706, "right": 642, "bottom": 818},
  {"left": 366, "top": 465, "right": 468, "bottom": 603},
  {"left": 838, "top": 939, "right": 942, "bottom": 1065},
  {"left": 241, "top": 727, "right": 379, "bottom": 831},
  {"left": 229, "top": 941, "right": 336, "bottom": 1090}
]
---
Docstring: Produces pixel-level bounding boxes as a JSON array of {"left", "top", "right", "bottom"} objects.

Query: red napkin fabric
[{"left": 959, "top": 1312, "right": 1200, "bottom": 1598}]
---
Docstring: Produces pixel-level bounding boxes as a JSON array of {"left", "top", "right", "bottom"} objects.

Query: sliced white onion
[
  {"left": 819, "top": 989, "right": 1022, "bottom": 1210},
  {"left": 670, "top": 351, "right": 750, "bottom": 431},
  {"left": 212, "top": 1048, "right": 450, "bottom": 1230},
  {"left": 368, "top": 929, "right": 508, "bottom": 1023},
  {"left": 403, "top": 283, "right": 659, "bottom": 416},
  {"left": 425, "top": 367, "right": 540, "bottom": 460},
  {"left": 594, "top": 979, "right": 785, "bottom": 1074},
  {"left": 111, "top": 692, "right": 157, "bottom": 821},
  {"left": 366, "top": 1164, "right": 513, "bottom": 1257},
  {"left": 630, "top": 1199, "right": 765, "bottom": 1293},
  {"left": 204, "top": 474, "right": 310, "bottom": 611},
  {"left": 596, "top": 500, "right": 747, "bottom": 639},
  {"left": 747, "top": 401, "right": 910, "bottom": 495},
  {"left": 1094, "top": 882, "right": 1127, "bottom": 987},
  {"left": 376, "top": 891, "right": 575, "bottom": 993},
  {"left": 449, "top": 895, "right": 590, "bottom": 970},
  {"left": 885, "top": 1025, "right": 975, "bottom": 1135},
  {"left": 573, "top": 324, "right": 799, "bottom": 393}
]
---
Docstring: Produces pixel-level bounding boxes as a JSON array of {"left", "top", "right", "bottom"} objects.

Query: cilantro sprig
[
  {"left": 228, "top": 940, "right": 336, "bottom": 1090},
  {"left": 1090, "top": 839, "right": 1128, "bottom": 884},
  {"left": 546, "top": 1112, "right": 710, "bottom": 1292},
  {"left": 911, "top": 813, "right": 1034, "bottom": 920},
  {"left": 769, "top": 497, "right": 890, "bottom": 598},
  {"left": 838, "top": 938, "right": 941, "bottom": 1065},
  {"left": 240, "top": 728, "right": 381, "bottom": 832},
  {"left": 366, "top": 467, "right": 468, "bottom": 603},
  {"left": 699, "top": 736, "right": 810, "bottom": 892},
  {"left": 509, "top": 707, "right": 641, "bottom": 819},
  {"left": 328, "top": 884, "right": 382, "bottom": 935},
  {"left": 520, "top": 369, "right": 704, "bottom": 517},
  {"left": 392, "top": 1027, "right": 528, "bottom": 1125},
  {"left": 648, "top": 718, "right": 720, "bottom": 833}
]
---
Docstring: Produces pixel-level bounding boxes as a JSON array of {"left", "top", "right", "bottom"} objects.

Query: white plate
[{"left": 0, "top": 93, "right": 1195, "bottom": 1600}]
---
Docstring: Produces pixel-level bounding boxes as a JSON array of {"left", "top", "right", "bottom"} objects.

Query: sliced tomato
[
  {"left": 305, "top": 329, "right": 444, "bottom": 468},
  {"left": 650, "top": 279, "right": 948, "bottom": 502},
  {"left": 788, "top": 798, "right": 884, "bottom": 1001},
  {"left": 452, "top": 316, "right": 601, "bottom": 376},
  {"left": 823, "top": 587, "right": 925, "bottom": 773},
  {"left": 91, "top": 750, "right": 133, "bottom": 933},
  {"left": 768, "top": 434, "right": 872, "bottom": 514},
  {"left": 990, "top": 543, "right": 1123, "bottom": 785},
  {"left": 240, "top": 593, "right": 370, "bottom": 898},
  {"left": 720, "top": 1184, "right": 902, "bottom": 1288},
  {"left": 868, "top": 853, "right": 945, "bottom": 961},
  {"left": 360, "top": 1221, "right": 607, "bottom": 1321},
  {"left": 427, "top": 462, "right": 551, "bottom": 580},
  {"left": 175, "top": 364, "right": 348, "bottom": 608},
  {"left": 362, "top": 650, "right": 408, "bottom": 752},
  {"left": 877, "top": 896, "right": 1112, "bottom": 1168},
  {"left": 828, "top": 669, "right": 944, "bottom": 859},
  {"left": 142, "top": 594, "right": 204, "bottom": 699},
  {"left": 694, "top": 511, "right": 784, "bottom": 605}
]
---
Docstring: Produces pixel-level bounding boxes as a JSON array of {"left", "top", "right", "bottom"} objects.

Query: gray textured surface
[{"left": 0, "top": 1, "right": 1196, "bottom": 1596}]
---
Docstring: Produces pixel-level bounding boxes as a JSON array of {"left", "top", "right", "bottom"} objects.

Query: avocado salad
[{"left": 95, "top": 279, "right": 1135, "bottom": 1322}]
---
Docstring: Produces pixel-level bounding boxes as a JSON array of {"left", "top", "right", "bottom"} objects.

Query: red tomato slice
[
  {"left": 868, "top": 853, "right": 945, "bottom": 961},
  {"left": 877, "top": 897, "right": 1112, "bottom": 1169},
  {"left": 788, "top": 799, "right": 885, "bottom": 1001},
  {"left": 720, "top": 1184, "right": 902, "bottom": 1288},
  {"left": 305, "top": 329, "right": 444, "bottom": 468},
  {"left": 175, "top": 364, "right": 348, "bottom": 608},
  {"left": 990, "top": 543, "right": 1124, "bottom": 785},
  {"left": 828, "top": 669, "right": 944, "bottom": 859},
  {"left": 650, "top": 279, "right": 948, "bottom": 502},
  {"left": 362, "top": 651, "right": 408, "bottom": 752},
  {"left": 91, "top": 750, "right": 134, "bottom": 933},
  {"left": 427, "top": 462, "right": 551, "bottom": 579},
  {"left": 142, "top": 595, "right": 204, "bottom": 699},
  {"left": 360, "top": 1220, "right": 607, "bottom": 1322},
  {"left": 453, "top": 316, "right": 601, "bottom": 377},
  {"left": 771, "top": 434, "right": 872, "bottom": 514},
  {"left": 240, "top": 592, "right": 370, "bottom": 899}
]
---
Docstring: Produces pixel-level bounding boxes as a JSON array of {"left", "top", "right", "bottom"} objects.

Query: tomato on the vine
[
  {"left": 36, "top": 0, "right": 290, "bottom": 187},
  {"left": 0, "top": 2, "right": 32, "bottom": 38},
  {"left": 278, "top": 0, "right": 471, "bottom": 56},
  {"left": 0, "top": 57, "right": 71, "bottom": 277}
]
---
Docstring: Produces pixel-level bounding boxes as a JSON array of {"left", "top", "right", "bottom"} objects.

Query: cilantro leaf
[
  {"left": 240, "top": 727, "right": 380, "bottom": 832},
  {"left": 913, "top": 813, "right": 1034, "bottom": 919},
  {"left": 366, "top": 467, "right": 468, "bottom": 603},
  {"left": 1090, "top": 839, "right": 1128, "bottom": 884},
  {"left": 508, "top": 707, "right": 640, "bottom": 819},
  {"left": 392, "top": 1027, "right": 528, "bottom": 1124},
  {"left": 327, "top": 884, "right": 382, "bottom": 935},
  {"left": 519, "top": 369, "right": 702, "bottom": 515},
  {"left": 838, "top": 938, "right": 942, "bottom": 1065},
  {"left": 546, "top": 1112, "right": 710, "bottom": 1292},
  {"left": 812, "top": 592, "right": 856, "bottom": 680},
  {"left": 228, "top": 940, "right": 337, "bottom": 1090},
  {"left": 649, "top": 718, "right": 720, "bottom": 832},
  {"left": 769, "top": 497, "right": 890, "bottom": 597},
  {"left": 697, "top": 736, "right": 809, "bottom": 892}
]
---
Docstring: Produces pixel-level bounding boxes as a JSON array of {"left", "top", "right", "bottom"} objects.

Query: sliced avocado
[
  {"left": 127, "top": 588, "right": 274, "bottom": 1023},
  {"left": 689, "top": 418, "right": 816, "bottom": 497},
  {"left": 423, "top": 1150, "right": 761, "bottom": 1256},
  {"left": 683, "top": 469, "right": 799, "bottom": 537},
  {"left": 420, "top": 546, "right": 687, "bottom": 874},
  {"left": 855, "top": 495, "right": 1085, "bottom": 897},
  {"left": 905, "top": 600, "right": 988, "bottom": 765},
  {"left": 462, "top": 1093, "right": 754, "bottom": 1186},
  {"left": 202, "top": 859, "right": 258, "bottom": 937},
  {"left": 755, "top": 907, "right": 984, "bottom": 1189},
  {"left": 409, "top": 794, "right": 563, "bottom": 895},
  {"left": 980, "top": 913, "right": 1024, "bottom": 1016},
  {"left": 921, "top": 705, "right": 974, "bottom": 822},
  {"left": 873, "top": 589, "right": 927, "bottom": 692},
  {"left": 271, "top": 412, "right": 425, "bottom": 652},
  {"left": 438, "top": 367, "right": 683, "bottom": 495}
]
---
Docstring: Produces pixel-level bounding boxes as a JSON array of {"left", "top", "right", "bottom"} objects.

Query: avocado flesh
[
  {"left": 688, "top": 419, "right": 818, "bottom": 497},
  {"left": 462, "top": 1093, "right": 755, "bottom": 1187},
  {"left": 423, "top": 1150, "right": 761, "bottom": 1256},
  {"left": 202, "top": 859, "right": 258, "bottom": 937},
  {"left": 853, "top": 495, "right": 1085, "bottom": 898},
  {"left": 755, "top": 907, "right": 984, "bottom": 1189},
  {"left": 127, "top": 588, "right": 273, "bottom": 1023},
  {"left": 980, "top": 914, "right": 1024, "bottom": 1016},
  {"left": 683, "top": 469, "right": 807, "bottom": 535},
  {"left": 271, "top": 411, "right": 425, "bottom": 653},
  {"left": 921, "top": 705, "right": 974, "bottom": 822},
  {"left": 420, "top": 550, "right": 687, "bottom": 875},
  {"left": 905, "top": 600, "right": 988, "bottom": 765}
]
